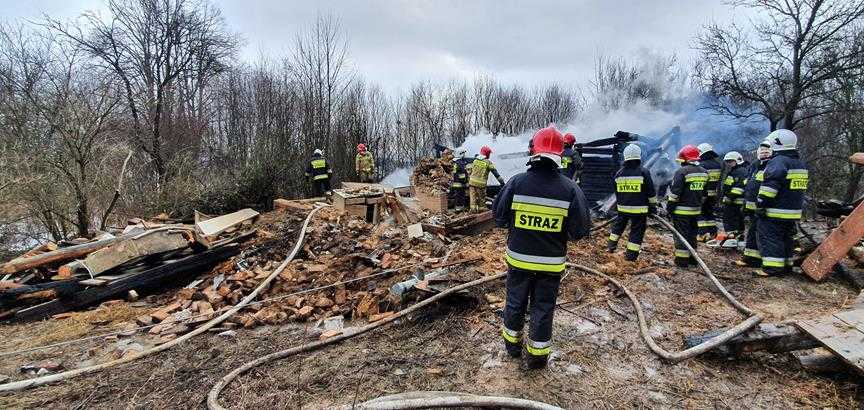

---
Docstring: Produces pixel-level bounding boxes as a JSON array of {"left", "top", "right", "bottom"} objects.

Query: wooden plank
[
  {"left": 1, "top": 233, "right": 139, "bottom": 274},
  {"left": 802, "top": 200, "right": 864, "bottom": 281},
  {"left": 797, "top": 315, "right": 864, "bottom": 374},
  {"left": 834, "top": 309, "right": 864, "bottom": 335},
  {"left": 82, "top": 230, "right": 192, "bottom": 276},
  {"left": 196, "top": 208, "right": 259, "bottom": 237},
  {"left": 683, "top": 323, "right": 819, "bottom": 357},
  {"left": 415, "top": 190, "right": 447, "bottom": 213},
  {"left": 9, "top": 246, "right": 239, "bottom": 322}
]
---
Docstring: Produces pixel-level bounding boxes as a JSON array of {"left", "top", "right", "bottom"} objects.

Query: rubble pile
[{"left": 411, "top": 157, "right": 451, "bottom": 194}]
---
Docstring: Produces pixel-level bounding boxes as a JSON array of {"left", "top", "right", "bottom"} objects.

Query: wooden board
[
  {"left": 797, "top": 309, "right": 864, "bottom": 374},
  {"left": 415, "top": 190, "right": 447, "bottom": 213},
  {"left": 802, "top": 200, "right": 864, "bottom": 281},
  {"left": 196, "top": 209, "right": 259, "bottom": 237},
  {"left": 82, "top": 230, "right": 192, "bottom": 276}
]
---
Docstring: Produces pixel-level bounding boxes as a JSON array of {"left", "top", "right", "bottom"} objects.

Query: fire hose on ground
[{"left": 0, "top": 205, "right": 329, "bottom": 393}]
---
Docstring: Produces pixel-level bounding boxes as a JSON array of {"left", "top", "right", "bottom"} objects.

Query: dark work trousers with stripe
[
  {"left": 757, "top": 217, "right": 796, "bottom": 275},
  {"left": 743, "top": 215, "right": 760, "bottom": 267},
  {"left": 449, "top": 187, "right": 467, "bottom": 209},
  {"left": 312, "top": 179, "right": 331, "bottom": 196},
  {"left": 502, "top": 268, "right": 562, "bottom": 347},
  {"left": 607, "top": 214, "right": 647, "bottom": 261},
  {"left": 722, "top": 203, "right": 745, "bottom": 234},
  {"left": 673, "top": 215, "right": 699, "bottom": 267},
  {"left": 698, "top": 196, "right": 718, "bottom": 237}
]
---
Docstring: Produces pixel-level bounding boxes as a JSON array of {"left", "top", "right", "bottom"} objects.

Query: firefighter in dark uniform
[
  {"left": 449, "top": 148, "right": 471, "bottom": 211},
  {"left": 607, "top": 144, "right": 657, "bottom": 261},
  {"left": 493, "top": 126, "right": 591, "bottom": 369},
  {"left": 305, "top": 149, "right": 332, "bottom": 196},
  {"left": 736, "top": 140, "right": 772, "bottom": 267},
  {"left": 720, "top": 151, "right": 748, "bottom": 243},
  {"left": 667, "top": 145, "right": 707, "bottom": 267},
  {"left": 697, "top": 143, "right": 722, "bottom": 240},
  {"left": 560, "top": 133, "right": 583, "bottom": 181},
  {"left": 755, "top": 129, "right": 808, "bottom": 277}
]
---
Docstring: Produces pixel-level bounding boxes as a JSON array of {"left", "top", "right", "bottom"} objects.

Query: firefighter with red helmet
[
  {"left": 355, "top": 143, "right": 375, "bottom": 183},
  {"left": 667, "top": 145, "right": 708, "bottom": 267},
  {"left": 560, "top": 133, "right": 582, "bottom": 181},
  {"left": 467, "top": 145, "right": 505, "bottom": 213},
  {"left": 493, "top": 126, "right": 591, "bottom": 369}
]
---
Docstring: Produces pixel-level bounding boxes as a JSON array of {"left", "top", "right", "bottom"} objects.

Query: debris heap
[{"left": 411, "top": 157, "right": 451, "bottom": 194}]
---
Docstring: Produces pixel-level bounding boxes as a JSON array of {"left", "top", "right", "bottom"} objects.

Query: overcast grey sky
[{"left": 1, "top": 0, "right": 743, "bottom": 93}]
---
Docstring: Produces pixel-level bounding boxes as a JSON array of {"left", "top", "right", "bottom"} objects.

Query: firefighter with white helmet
[
  {"left": 305, "top": 148, "right": 333, "bottom": 196},
  {"left": 736, "top": 140, "right": 773, "bottom": 267},
  {"left": 607, "top": 144, "right": 657, "bottom": 261},
  {"left": 449, "top": 148, "right": 471, "bottom": 211},
  {"left": 754, "top": 129, "right": 808, "bottom": 276}
]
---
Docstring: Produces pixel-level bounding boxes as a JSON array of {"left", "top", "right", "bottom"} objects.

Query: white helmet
[
  {"left": 623, "top": 144, "right": 642, "bottom": 161},
  {"left": 455, "top": 148, "right": 467, "bottom": 158},
  {"left": 697, "top": 143, "right": 714, "bottom": 155},
  {"left": 723, "top": 151, "right": 744, "bottom": 165},
  {"left": 313, "top": 148, "right": 323, "bottom": 155},
  {"left": 757, "top": 139, "right": 773, "bottom": 160},
  {"left": 766, "top": 129, "right": 797, "bottom": 151}
]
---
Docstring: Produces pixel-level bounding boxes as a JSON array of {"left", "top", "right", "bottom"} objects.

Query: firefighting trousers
[
  {"left": 742, "top": 215, "right": 761, "bottom": 267},
  {"left": 757, "top": 217, "right": 796, "bottom": 275},
  {"left": 607, "top": 214, "right": 647, "bottom": 261},
  {"left": 502, "top": 268, "right": 561, "bottom": 357},
  {"left": 698, "top": 196, "right": 718, "bottom": 236},
  {"left": 722, "top": 203, "right": 744, "bottom": 235},
  {"left": 468, "top": 185, "right": 486, "bottom": 213},
  {"left": 358, "top": 171, "right": 374, "bottom": 183},
  {"left": 449, "top": 187, "right": 467, "bottom": 210},
  {"left": 312, "top": 179, "right": 331, "bottom": 197},
  {"left": 673, "top": 215, "right": 698, "bottom": 267}
]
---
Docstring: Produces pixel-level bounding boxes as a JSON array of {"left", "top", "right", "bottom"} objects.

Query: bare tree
[{"left": 696, "top": 0, "right": 864, "bottom": 130}]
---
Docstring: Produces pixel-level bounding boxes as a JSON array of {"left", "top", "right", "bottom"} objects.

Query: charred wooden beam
[
  {"left": 683, "top": 323, "right": 819, "bottom": 357},
  {"left": 8, "top": 245, "right": 239, "bottom": 322},
  {"left": 1, "top": 232, "right": 141, "bottom": 274}
]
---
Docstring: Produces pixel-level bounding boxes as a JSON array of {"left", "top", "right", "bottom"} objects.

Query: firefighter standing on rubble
[
  {"left": 493, "top": 126, "right": 591, "bottom": 369},
  {"left": 355, "top": 143, "right": 375, "bottom": 183},
  {"left": 696, "top": 143, "right": 722, "bottom": 241},
  {"left": 560, "top": 133, "right": 583, "bottom": 181},
  {"left": 305, "top": 149, "right": 333, "bottom": 196},
  {"left": 607, "top": 144, "right": 657, "bottom": 261},
  {"left": 449, "top": 148, "right": 471, "bottom": 211},
  {"left": 667, "top": 145, "right": 708, "bottom": 267},
  {"left": 754, "top": 129, "right": 808, "bottom": 277},
  {"left": 719, "top": 151, "right": 748, "bottom": 245},
  {"left": 467, "top": 146, "right": 505, "bottom": 213},
  {"left": 736, "top": 140, "right": 773, "bottom": 267}
]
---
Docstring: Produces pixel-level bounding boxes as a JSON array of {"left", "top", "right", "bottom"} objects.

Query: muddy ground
[{"left": 0, "top": 221, "right": 861, "bottom": 409}]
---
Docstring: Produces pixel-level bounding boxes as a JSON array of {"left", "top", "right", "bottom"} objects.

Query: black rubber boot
[
  {"left": 504, "top": 340, "right": 522, "bottom": 358},
  {"left": 526, "top": 354, "right": 549, "bottom": 370}
]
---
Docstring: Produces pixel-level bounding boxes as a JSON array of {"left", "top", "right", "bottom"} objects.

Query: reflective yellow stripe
[
  {"left": 504, "top": 253, "right": 565, "bottom": 273},
  {"left": 451, "top": 182, "right": 464, "bottom": 188},
  {"left": 311, "top": 159, "right": 327, "bottom": 169},
  {"left": 617, "top": 205, "right": 648, "bottom": 214},
  {"left": 526, "top": 340, "right": 551, "bottom": 356},
  {"left": 697, "top": 220, "right": 716, "bottom": 227},
  {"left": 765, "top": 208, "right": 801, "bottom": 219},
  {"left": 755, "top": 171, "right": 764, "bottom": 182},
  {"left": 685, "top": 174, "right": 709, "bottom": 182},
  {"left": 675, "top": 250, "right": 691, "bottom": 257},
  {"left": 729, "top": 187, "right": 744, "bottom": 195},
  {"left": 744, "top": 248, "right": 761, "bottom": 258},
  {"left": 511, "top": 202, "right": 568, "bottom": 216},
  {"left": 758, "top": 186, "right": 777, "bottom": 198},
  {"left": 762, "top": 257, "right": 785, "bottom": 267},
  {"left": 502, "top": 328, "right": 520, "bottom": 343},
  {"left": 608, "top": 233, "right": 620, "bottom": 242},
  {"left": 674, "top": 206, "right": 701, "bottom": 216},
  {"left": 313, "top": 174, "right": 329, "bottom": 180},
  {"left": 626, "top": 242, "right": 641, "bottom": 251},
  {"left": 724, "top": 176, "right": 734, "bottom": 186},
  {"left": 708, "top": 170, "right": 722, "bottom": 181},
  {"left": 745, "top": 201, "right": 757, "bottom": 210}
]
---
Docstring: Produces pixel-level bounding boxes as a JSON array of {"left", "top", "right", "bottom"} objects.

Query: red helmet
[
  {"left": 563, "top": 133, "right": 576, "bottom": 145},
  {"left": 480, "top": 145, "right": 492, "bottom": 157},
  {"left": 677, "top": 145, "right": 700, "bottom": 162},
  {"left": 531, "top": 127, "right": 564, "bottom": 156},
  {"left": 357, "top": 143, "right": 366, "bottom": 152}
]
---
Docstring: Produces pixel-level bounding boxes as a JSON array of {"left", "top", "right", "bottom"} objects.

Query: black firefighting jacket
[
  {"left": 305, "top": 154, "right": 332, "bottom": 181},
  {"left": 614, "top": 160, "right": 657, "bottom": 215},
  {"left": 560, "top": 145, "right": 582, "bottom": 180},
  {"left": 757, "top": 151, "right": 808, "bottom": 220},
  {"left": 493, "top": 158, "right": 591, "bottom": 274},
  {"left": 667, "top": 162, "right": 707, "bottom": 217},
  {"left": 722, "top": 162, "right": 749, "bottom": 206},
  {"left": 743, "top": 160, "right": 768, "bottom": 213},
  {"left": 699, "top": 152, "right": 723, "bottom": 198},
  {"left": 451, "top": 157, "right": 471, "bottom": 189}
]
